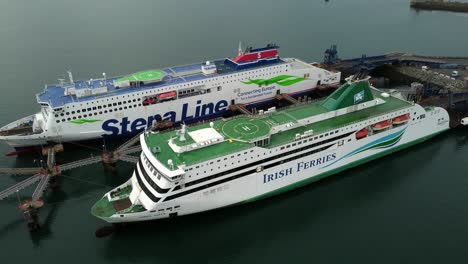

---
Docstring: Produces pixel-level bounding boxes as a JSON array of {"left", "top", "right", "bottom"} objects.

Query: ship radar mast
[
  {"left": 179, "top": 124, "right": 187, "bottom": 141},
  {"left": 238, "top": 41, "right": 243, "bottom": 56},
  {"left": 67, "top": 70, "right": 74, "bottom": 84}
]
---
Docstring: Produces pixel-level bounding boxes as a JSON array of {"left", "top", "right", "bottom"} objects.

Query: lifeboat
[
  {"left": 158, "top": 91, "right": 177, "bottom": 100},
  {"left": 392, "top": 114, "right": 409, "bottom": 125},
  {"left": 372, "top": 120, "right": 392, "bottom": 131},
  {"left": 355, "top": 128, "right": 368, "bottom": 139}
]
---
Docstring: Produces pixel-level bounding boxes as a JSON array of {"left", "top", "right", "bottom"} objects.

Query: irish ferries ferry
[
  {"left": 0, "top": 44, "right": 340, "bottom": 148},
  {"left": 91, "top": 78, "right": 449, "bottom": 223}
]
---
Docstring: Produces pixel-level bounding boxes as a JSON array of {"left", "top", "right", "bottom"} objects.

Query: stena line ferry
[
  {"left": 0, "top": 43, "right": 340, "bottom": 148},
  {"left": 91, "top": 77, "right": 450, "bottom": 223}
]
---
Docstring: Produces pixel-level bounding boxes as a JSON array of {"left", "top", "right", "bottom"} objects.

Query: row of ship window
[
  {"left": 137, "top": 160, "right": 170, "bottom": 194},
  {"left": 55, "top": 102, "right": 143, "bottom": 123},
  {"left": 183, "top": 132, "right": 352, "bottom": 183},
  {"left": 55, "top": 85, "right": 221, "bottom": 123},
  {"left": 281, "top": 130, "right": 341, "bottom": 150},
  {"left": 168, "top": 112, "right": 422, "bottom": 198},
  {"left": 185, "top": 129, "right": 342, "bottom": 174},
  {"left": 167, "top": 141, "right": 341, "bottom": 201},
  {"left": 54, "top": 65, "right": 288, "bottom": 122},
  {"left": 149, "top": 205, "right": 180, "bottom": 213}
]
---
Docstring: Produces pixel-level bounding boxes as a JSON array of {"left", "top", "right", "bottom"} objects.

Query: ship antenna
[
  {"left": 179, "top": 124, "right": 186, "bottom": 141},
  {"left": 67, "top": 70, "right": 74, "bottom": 84},
  {"left": 238, "top": 41, "right": 243, "bottom": 55}
]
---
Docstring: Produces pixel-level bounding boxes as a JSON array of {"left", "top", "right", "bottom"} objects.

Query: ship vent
[{"left": 254, "top": 137, "right": 270, "bottom": 147}]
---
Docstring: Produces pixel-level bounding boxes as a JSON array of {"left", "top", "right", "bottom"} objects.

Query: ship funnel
[{"left": 321, "top": 80, "right": 374, "bottom": 111}]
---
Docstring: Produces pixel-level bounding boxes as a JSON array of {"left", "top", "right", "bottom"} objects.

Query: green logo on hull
[
  {"left": 242, "top": 75, "right": 307, "bottom": 87},
  {"left": 70, "top": 119, "right": 102, "bottom": 125}
]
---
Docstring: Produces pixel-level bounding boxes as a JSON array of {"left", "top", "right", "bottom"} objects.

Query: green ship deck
[
  {"left": 117, "top": 70, "right": 166, "bottom": 83},
  {"left": 91, "top": 184, "right": 146, "bottom": 218},
  {"left": 143, "top": 83, "right": 412, "bottom": 170}
]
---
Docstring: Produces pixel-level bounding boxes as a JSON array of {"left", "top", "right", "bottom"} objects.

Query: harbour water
[{"left": 1, "top": 0, "right": 468, "bottom": 263}]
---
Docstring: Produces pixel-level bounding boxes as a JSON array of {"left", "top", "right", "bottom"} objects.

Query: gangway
[
  {"left": 276, "top": 93, "right": 299, "bottom": 105},
  {"left": 229, "top": 104, "right": 252, "bottom": 115},
  {"left": 59, "top": 156, "right": 103, "bottom": 171},
  {"left": 116, "top": 132, "right": 141, "bottom": 152},
  {"left": 0, "top": 167, "right": 41, "bottom": 176}
]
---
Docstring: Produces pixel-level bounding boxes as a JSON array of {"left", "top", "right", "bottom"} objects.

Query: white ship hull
[
  {"left": 0, "top": 58, "right": 339, "bottom": 148},
  {"left": 96, "top": 104, "right": 449, "bottom": 223}
]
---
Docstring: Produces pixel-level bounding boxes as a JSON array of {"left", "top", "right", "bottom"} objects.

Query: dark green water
[{"left": 1, "top": 0, "right": 468, "bottom": 263}]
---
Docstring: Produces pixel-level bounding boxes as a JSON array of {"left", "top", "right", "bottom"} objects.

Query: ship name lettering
[
  {"left": 296, "top": 153, "right": 336, "bottom": 172},
  {"left": 263, "top": 167, "right": 293, "bottom": 183},
  {"left": 102, "top": 100, "right": 228, "bottom": 136}
]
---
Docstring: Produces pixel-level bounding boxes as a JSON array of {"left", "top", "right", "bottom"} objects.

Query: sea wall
[{"left": 410, "top": 1, "right": 468, "bottom": 13}]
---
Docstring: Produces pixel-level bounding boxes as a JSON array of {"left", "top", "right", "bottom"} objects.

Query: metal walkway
[
  {"left": 230, "top": 104, "right": 252, "bottom": 115},
  {"left": 277, "top": 93, "right": 299, "bottom": 104},
  {"left": 120, "top": 145, "right": 142, "bottom": 155},
  {"left": 393, "top": 66, "right": 466, "bottom": 92},
  {"left": 0, "top": 167, "right": 40, "bottom": 176},
  {"left": 116, "top": 133, "right": 141, "bottom": 152},
  {"left": 119, "top": 155, "right": 139, "bottom": 164},
  {"left": 32, "top": 175, "right": 51, "bottom": 201},
  {"left": 0, "top": 174, "right": 41, "bottom": 200}
]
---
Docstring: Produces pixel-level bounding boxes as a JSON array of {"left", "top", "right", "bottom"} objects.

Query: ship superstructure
[
  {"left": 0, "top": 44, "right": 340, "bottom": 148},
  {"left": 92, "top": 78, "right": 450, "bottom": 223}
]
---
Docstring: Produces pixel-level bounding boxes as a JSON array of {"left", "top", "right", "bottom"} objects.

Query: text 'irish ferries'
[{"left": 263, "top": 153, "right": 337, "bottom": 183}]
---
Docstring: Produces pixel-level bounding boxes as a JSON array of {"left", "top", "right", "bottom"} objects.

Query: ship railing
[
  {"left": 36, "top": 58, "right": 292, "bottom": 108},
  {"left": 266, "top": 105, "right": 410, "bottom": 149},
  {"left": 156, "top": 105, "right": 412, "bottom": 165}
]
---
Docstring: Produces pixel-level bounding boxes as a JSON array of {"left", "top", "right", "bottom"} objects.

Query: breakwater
[{"left": 410, "top": 1, "right": 468, "bottom": 13}]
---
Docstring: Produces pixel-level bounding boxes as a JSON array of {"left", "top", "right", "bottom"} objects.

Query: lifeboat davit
[
  {"left": 372, "top": 120, "right": 392, "bottom": 131},
  {"left": 158, "top": 91, "right": 177, "bottom": 100},
  {"left": 392, "top": 114, "right": 410, "bottom": 125},
  {"left": 355, "top": 128, "right": 369, "bottom": 139}
]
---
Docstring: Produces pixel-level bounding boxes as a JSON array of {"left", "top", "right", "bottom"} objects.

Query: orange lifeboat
[
  {"left": 392, "top": 114, "right": 409, "bottom": 125},
  {"left": 355, "top": 128, "right": 368, "bottom": 139},
  {"left": 158, "top": 91, "right": 177, "bottom": 100},
  {"left": 372, "top": 120, "right": 392, "bottom": 131}
]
